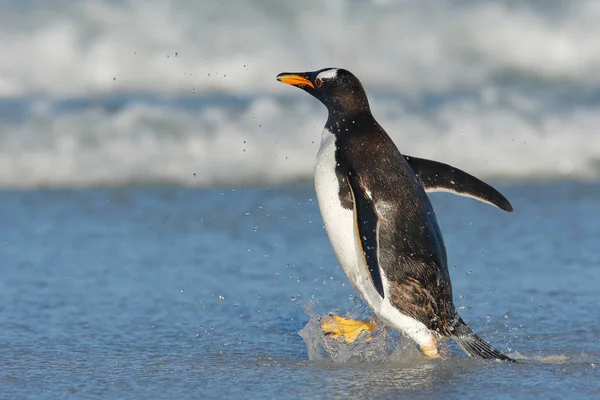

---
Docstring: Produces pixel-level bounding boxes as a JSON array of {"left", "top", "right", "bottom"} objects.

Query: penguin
[{"left": 276, "top": 68, "right": 514, "bottom": 361}]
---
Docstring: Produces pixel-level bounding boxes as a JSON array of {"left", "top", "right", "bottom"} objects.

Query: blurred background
[
  {"left": 2, "top": 1, "right": 600, "bottom": 398},
  {"left": 1, "top": 0, "right": 600, "bottom": 188}
]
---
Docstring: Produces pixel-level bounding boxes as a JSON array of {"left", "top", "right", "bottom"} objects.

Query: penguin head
[{"left": 276, "top": 68, "right": 370, "bottom": 116}]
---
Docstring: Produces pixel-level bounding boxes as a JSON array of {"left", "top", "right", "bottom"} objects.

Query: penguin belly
[{"left": 314, "top": 128, "right": 383, "bottom": 310}]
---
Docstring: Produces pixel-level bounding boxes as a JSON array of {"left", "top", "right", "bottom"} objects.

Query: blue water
[
  {"left": 2, "top": 182, "right": 599, "bottom": 399},
  {"left": 2, "top": 1, "right": 600, "bottom": 398}
]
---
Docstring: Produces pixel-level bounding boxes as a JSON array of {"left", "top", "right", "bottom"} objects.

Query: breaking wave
[{"left": 1, "top": 0, "right": 600, "bottom": 188}]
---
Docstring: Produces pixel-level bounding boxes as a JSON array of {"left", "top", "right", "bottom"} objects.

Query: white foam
[
  {"left": 1, "top": 0, "right": 600, "bottom": 96},
  {"left": 1, "top": 94, "right": 599, "bottom": 188},
  {"left": 1, "top": 1, "right": 600, "bottom": 187}
]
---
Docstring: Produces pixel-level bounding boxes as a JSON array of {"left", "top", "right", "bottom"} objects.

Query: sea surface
[
  {"left": 2, "top": 182, "right": 599, "bottom": 399},
  {"left": 1, "top": 0, "right": 600, "bottom": 399}
]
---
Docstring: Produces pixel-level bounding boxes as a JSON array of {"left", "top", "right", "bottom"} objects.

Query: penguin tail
[{"left": 452, "top": 318, "right": 515, "bottom": 362}]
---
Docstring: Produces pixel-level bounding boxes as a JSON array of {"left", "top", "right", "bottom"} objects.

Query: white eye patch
[{"left": 316, "top": 69, "right": 338, "bottom": 81}]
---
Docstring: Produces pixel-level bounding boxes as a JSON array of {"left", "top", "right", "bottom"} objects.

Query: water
[
  {"left": 1, "top": 182, "right": 599, "bottom": 398},
  {"left": 2, "top": 0, "right": 600, "bottom": 398}
]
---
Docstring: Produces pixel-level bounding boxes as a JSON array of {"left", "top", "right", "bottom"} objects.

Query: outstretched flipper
[{"left": 404, "top": 155, "right": 513, "bottom": 212}]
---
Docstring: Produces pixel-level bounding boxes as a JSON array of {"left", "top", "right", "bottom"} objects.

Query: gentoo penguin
[{"left": 276, "top": 68, "right": 514, "bottom": 361}]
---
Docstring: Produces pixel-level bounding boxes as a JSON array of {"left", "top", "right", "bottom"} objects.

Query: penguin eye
[{"left": 315, "top": 78, "right": 323, "bottom": 88}]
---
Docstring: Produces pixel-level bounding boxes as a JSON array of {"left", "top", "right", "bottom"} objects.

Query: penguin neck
[{"left": 325, "top": 108, "right": 376, "bottom": 136}]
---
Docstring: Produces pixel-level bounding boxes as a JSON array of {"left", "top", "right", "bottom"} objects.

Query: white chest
[{"left": 313, "top": 128, "right": 383, "bottom": 310}]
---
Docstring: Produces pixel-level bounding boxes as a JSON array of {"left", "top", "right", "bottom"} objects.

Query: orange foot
[{"left": 320, "top": 314, "right": 375, "bottom": 343}]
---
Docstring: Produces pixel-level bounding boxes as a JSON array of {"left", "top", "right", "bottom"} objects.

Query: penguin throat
[{"left": 325, "top": 110, "right": 375, "bottom": 135}]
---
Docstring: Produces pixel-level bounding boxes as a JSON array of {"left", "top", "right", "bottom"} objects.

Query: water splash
[
  {"left": 298, "top": 306, "right": 429, "bottom": 363},
  {"left": 298, "top": 310, "right": 393, "bottom": 363}
]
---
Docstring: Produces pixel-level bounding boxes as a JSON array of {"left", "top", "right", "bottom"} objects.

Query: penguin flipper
[
  {"left": 403, "top": 155, "right": 513, "bottom": 212},
  {"left": 346, "top": 173, "right": 385, "bottom": 299}
]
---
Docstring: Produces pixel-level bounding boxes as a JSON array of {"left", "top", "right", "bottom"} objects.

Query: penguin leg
[
  {"left": 320, "top": 314, "right": 375, "bottom": 343},
  {"left": 420, "top": 337, "right": 443, "bottom": 359},
  {"left": 402, "top": 325, "right": 444, "bottom": 359}
]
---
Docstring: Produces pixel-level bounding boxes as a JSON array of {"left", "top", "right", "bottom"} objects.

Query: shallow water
[{"left": 1, "top": 181, "right": 599, "bottom": 399}]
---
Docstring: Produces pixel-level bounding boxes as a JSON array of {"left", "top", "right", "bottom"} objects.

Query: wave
[
  {"left": 1, "top": 0, "right": 600, "bottom": 97},
  {"left": 2, "top": 0, "right": 600, "bottom": 188},
  {"left": 1, "top": 93, "right": 599, "bottom": 189}
]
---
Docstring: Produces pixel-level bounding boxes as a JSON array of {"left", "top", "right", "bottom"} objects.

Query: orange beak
[{"left": 276, "top": 73, "right": 315, "bottom": 89}]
